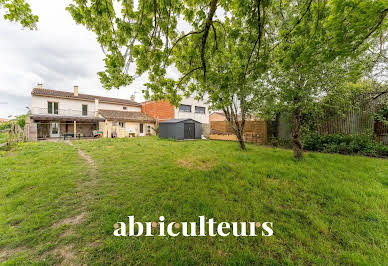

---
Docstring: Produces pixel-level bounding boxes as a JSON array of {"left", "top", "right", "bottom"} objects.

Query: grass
[
  {"left": 1, "top": 137, "right": 387, "bottom": 265},
  {"left": 0, "top": 132, "right": 8, "bottom": 144}
]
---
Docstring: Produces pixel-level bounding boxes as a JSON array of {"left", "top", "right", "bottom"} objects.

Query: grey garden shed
[{"left": 159, "top": 119, "right": 202, "bottom": 140}]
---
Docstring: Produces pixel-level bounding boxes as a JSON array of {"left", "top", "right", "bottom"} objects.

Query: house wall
[
  {"left": 174, "top": 97, "right": 210, "bottom": 124},
  {"left": 98, "top": 102, "right": 140, "bottom": 112},
  {"left": 31, "top": 95, "right": 141, "bottom": 117},
  {"left": 100, "top": 120, "right": 155, "bottom": 138}
]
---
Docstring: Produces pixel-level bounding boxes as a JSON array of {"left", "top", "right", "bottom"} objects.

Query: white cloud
[{"left": 0, "top": 0, "right": 148, "bottom": 118}]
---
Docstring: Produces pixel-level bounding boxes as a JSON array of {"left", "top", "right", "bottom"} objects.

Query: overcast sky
[{"left": 0, "top": 0, "right": 151, "bottom": 119}]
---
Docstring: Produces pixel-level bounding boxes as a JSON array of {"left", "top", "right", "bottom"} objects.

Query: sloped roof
[
  {"left": 159, "top": 118, "right": 201, "bottom": 124},
  {"left": 98, "top": 109, "right": 155, "bottom": 122},
  {"left": 30, "top": 115, "right": 104, "bottom": 122},
  {"left": 31, "top": 88, "right": 141, "bottom": 106}
]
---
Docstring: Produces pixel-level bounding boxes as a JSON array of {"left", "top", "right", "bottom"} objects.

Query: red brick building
[{"left": 141, "top": 100, "right": 175, "bottom": 123}]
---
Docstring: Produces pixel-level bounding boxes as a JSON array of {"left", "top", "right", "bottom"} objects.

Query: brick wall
[{"left": 141, "top": 100, "right": 175, "bottom": 122}]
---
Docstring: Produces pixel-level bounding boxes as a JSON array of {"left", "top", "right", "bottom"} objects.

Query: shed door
[{"left": 184, "top": 123, "right": 195, "bottom": 139}]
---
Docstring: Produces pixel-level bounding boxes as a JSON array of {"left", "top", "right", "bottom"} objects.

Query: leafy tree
[
  {"left": 0, "top": 0, "right": 38, "bottom": 29},
  {"left": 67, "top": 0, "right": 386, "bottom": 155},
  {"left": 255, "top": 0, "right": 387, "bottom": 159},
  {"left": 67, "top": 0, "right": 269, "bottom": 150}
]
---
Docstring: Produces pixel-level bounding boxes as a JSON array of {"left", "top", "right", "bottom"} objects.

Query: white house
[
  {"left": 27, "top": 84, "right": 155, "bottom": 140},
  {"left": 174, "top": 97, "right": 210, "bottom": 124}
]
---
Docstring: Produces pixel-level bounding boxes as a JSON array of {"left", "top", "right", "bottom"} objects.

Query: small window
[
  {"left": 195, "top": 106, "right": 206, "bottom": 114},
  {"left": 179, "top": 104, "right": 191, "bottom": 112},
  {"left": 147, "top": 125, "right": 151, "bottom": 133},
  {"left": 112, "top": 121, "right": 119, "bottom": 126},
  {"left": 140, "top": 123, "right": 144, "bottom": 133},
  {"left": 119, "top": 122, "right": 125, "bottom": 128},
  {"left": 123, "top": 107, "right": 127, "bottom": 110},
  {"left": 82, "top": 104, "right": 88, "bottom": 116},
  {"left": 48, "top": 102, "right": 58, "bottom": 114}
]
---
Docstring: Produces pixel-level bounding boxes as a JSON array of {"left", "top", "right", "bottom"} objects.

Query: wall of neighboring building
[
  {"left": 141, "top": 100, "right": 175, "bottom": 122},
  {"left": 210, "top": 112, "right": 226, "bottom": 122},
  {"left": 174, "top": 97, "right": 210, "bottom": 124}
]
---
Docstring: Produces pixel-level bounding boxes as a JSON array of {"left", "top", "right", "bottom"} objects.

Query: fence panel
[{"left": 210, "top": 120, "right": 268, "bottom": 144}]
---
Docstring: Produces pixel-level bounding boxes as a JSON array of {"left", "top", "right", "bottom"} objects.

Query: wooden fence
[
  {"left": 318, "top": 108, "right": 374, "bottom": 135},
  {"left": 375, "top": 121, "right": 388, "bottom": 144},
  {"left": 210, "top": 120, "right": 268, "bottom": 144}
]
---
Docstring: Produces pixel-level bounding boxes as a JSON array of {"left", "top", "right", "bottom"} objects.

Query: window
[
  {"left": 82, "top": 104, "right": 88, "bottom": 116},
  {"left": 48, "top": 102, "right": 58, "bottom": 114},
  {"left": 140, "top": 123, "right": 144, "bottom": 133},
  {"left": 119, "top": 122, "right": 125, "bottom": 128},
  {"left": 195, "top": 106, "right": 206, "bottom": 114},
  {"left": 123, "top": 107, "right": 127, "bottom": 110},
  {"left": 147, "top": 125, "right": 151, "bottom": 133},
  {"left": 179, "top": 104, "right": 191, "bottom": 112},
  {"left": 112, "top": 121, "right": 118, "bottom": 126}
]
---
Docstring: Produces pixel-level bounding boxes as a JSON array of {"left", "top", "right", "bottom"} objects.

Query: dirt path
[
  {"left": 48, "top": 141, "right": 98, "bottom": 265},
  {"left": 66, "top": 140, "right": 96, "bottom": 171}
]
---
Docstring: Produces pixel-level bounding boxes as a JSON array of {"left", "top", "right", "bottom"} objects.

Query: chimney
[
  {"left": 37, "top": 83, "right": 43, "bottom": 88},
  {"left": 130, "top": 95, "right": 135, "bottom": 101},
  {"left": 74, "top": 85, "right": 79, "bottom": 96}
]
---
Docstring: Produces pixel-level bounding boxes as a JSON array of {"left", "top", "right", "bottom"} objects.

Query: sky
[{"left": 0, "top": 0, "right": 151, "bottom": 119}]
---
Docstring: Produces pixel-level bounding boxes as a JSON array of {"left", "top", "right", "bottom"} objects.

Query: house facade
[
  {"left": 27, "top": 85, "right": 155, "bottom": 140},
  {"left": 141, "top": 97, "right": 210, "bottom": 136}
]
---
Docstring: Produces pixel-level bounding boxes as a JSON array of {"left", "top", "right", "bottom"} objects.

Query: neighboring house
[
  {"left": 210, "top": 112, "right": 226, "bottom": 122},
  {"left": 142, "top": 97, "right": 210, "bottom": 136},
  {"left": 142, "top": 97, "right": 210, "bottom": 124},
  {"left": 141, "top": 97, "right": 210, "bottom": 137},
  {"left": 27, "top": 84, "right": 155, "bottom": 140}
]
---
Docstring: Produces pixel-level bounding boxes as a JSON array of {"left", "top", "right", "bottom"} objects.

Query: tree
[
  {"left": 0, "top": 0, "right": 38, "bottom": 29},
  {"left": 67, "top": 0, "right": 269, "bottom": 150},
  {"left": 255, "top": 0, "right": 387, "bottom": 159},
  {"left": 67, "top": 0, "right": 386, "bottom": 156}
]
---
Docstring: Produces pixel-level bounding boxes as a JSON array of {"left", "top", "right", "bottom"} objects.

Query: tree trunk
[
  {"left": 292, "top": 107, "right": 304, "bottom": 160},
  {"left": 235, "top": 126, "right": 246, "bottom": 150},
  {"left": 223, "top": 107, "right": 247, "bottom": 151}
]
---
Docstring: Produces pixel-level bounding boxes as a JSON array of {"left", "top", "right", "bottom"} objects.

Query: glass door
[{"left": 50, "top": 122, "right": 60, "bottom": 138}]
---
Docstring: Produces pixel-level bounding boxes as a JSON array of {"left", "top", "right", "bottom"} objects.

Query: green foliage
[
  {"left": 0, "top": 121, "right": 11, "bottom": 130},
  {"left": 0, "top": 0, "right": 38, "bottom": 29},
  {"left": 303, "top": 132, "right": 388, "bottom": 157},
  {"left": 0, "top": 132, "right": 8, "bottom": 144},
  {"left": 15, "top": 114, "right": 27, "bottom": 129},
  {"left": 375, "top": 103, "right": 388, "bottom": 124}
]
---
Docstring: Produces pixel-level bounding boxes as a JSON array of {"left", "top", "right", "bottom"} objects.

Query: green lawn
[
  {"left": 0, "top": 132, "right": 8, "bottom": 144},
  {"left": 1, "top": 137, "right": 387, "bottom": 265}
]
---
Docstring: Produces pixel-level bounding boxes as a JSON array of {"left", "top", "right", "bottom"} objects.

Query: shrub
[
  {"left": 0, "top": 122, "right": 11, "bottom": 131},
  {"left": 303, "top": 132, "right": 387, "bottom": 157}
]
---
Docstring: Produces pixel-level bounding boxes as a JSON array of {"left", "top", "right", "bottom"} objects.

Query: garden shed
[{"left": 159, "top": 119, "right": 202, "bottom": 140}]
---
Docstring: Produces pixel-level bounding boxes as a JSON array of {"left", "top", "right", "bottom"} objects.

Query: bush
[
  {"left": 0, "top": 122, "right": 11, "bottom": 131},
  {"left": 303, "top": 132, "right": 388, "bottom": 157}
]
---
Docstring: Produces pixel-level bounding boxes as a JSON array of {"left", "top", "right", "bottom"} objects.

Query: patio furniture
[{"left": 93, "top": 130, "right": 103, "bottom": 138}]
